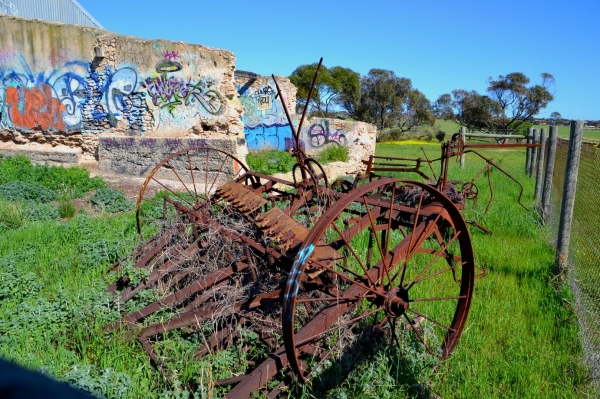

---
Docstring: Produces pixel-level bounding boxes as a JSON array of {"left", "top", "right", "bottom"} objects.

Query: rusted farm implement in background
[{"left": 104, "top": 59, "right": 539, "bottom": 398}]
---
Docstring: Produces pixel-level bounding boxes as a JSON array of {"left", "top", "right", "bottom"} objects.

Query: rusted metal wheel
[
  {"left": 282, "top": 178, "right": 475, "bottom": 382},
  {"left": 136, "top": 146, "right": 253, "bottom": 239}
]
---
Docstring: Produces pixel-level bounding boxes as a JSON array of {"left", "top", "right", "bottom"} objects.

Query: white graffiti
[
  {"left": 0, "top": 0, "right": 18, "bottom": 15},
  {"left": 181, "top": 51, "right": 201, "bottom": 74}
]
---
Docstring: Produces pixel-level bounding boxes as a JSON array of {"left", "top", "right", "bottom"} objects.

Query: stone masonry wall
[
  {"left": 0, "top": 14, "right": 244, "bottom": 162},
  {"left": 236, "top": 75, "right": 297, "bottom": 151}
]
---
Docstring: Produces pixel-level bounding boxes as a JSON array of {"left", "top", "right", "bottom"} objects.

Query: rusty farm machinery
[{"left": 104, "top": 60, "right": 539, "bottom": 398}]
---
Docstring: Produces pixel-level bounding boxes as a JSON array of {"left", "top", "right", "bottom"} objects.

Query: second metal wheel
[{"left": 282, "top": 178, "right": 475, "bottom": 382}]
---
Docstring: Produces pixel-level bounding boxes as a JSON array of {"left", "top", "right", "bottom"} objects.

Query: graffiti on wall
[
  {"left": 146, "top": 60, "right": 224, "bottom": 116},
  {"left": 4, "top": 83, "right": 66, "bottom": 131},
  {"left": 145, "top": 57, "right": 225, "bottom": 130},
  {"left": 238, "top": 81, "right": 294, "bottom": 151},
  {"left": 0, "top": 39, "right": 227, "bottom": 135},
  {"left": 305, "top": 120, "right": 350, "bottom": 148},
  {"left": 0, "top": 53, "right": 143, "bottom": 133}
]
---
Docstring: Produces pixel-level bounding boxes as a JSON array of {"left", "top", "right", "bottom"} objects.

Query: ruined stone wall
[
  {"left": 236, "top": 75, "right": 297, "bottom": 151},
  {"left": 0, "top": 15, "right": 244, "bottom": 162},
  {"left": 300, "top": 118, "right": 375, "bottom": 160}
]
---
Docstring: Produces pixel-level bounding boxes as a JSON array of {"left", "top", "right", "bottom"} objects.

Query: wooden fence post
[
  {"left": 534, "top": 128, "right": 546, "bottom": 203},
  {"left": 529, "top": 129, "right": 539, "bottom": 177},
  {"left": 526, "top": 128, "right": 533, "bottom": 174},
  {"left": 460, "top": 127, "right": 466, "bottom": 168},
  {"left": 555, "top": 121, "right": 584, "bottom": 274},
  {"left": 541, "top": 126, "right": 558, "bottom": 222}
]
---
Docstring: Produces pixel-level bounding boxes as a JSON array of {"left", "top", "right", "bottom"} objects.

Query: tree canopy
[
  {"left": 434, "top": 72, "right": 555, "bottom": 132},
  {"left": 289, "top": 63, "right": 360, "bottom": 117},
  {"left": 549, "top": 111, "right": 562, "bottom": 126}
]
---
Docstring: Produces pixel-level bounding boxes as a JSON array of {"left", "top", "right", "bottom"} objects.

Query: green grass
[
  {"left": 0, "top": 151, "right": 591, "bottom": 398},
  {"left": 246, "top": 149, "right": 295, "bottom": 175},
  {"left": 364, "top": 143, "right": 590, "bottom": 398},
  {"left": 318, "top": 145, "right": 349, "bottom": 163},
  {"left": 531, "top": 124, "right": 600, "bottom": 141},
  {"left": 431, "top": 120, "right": 600, "bottom": 141}
]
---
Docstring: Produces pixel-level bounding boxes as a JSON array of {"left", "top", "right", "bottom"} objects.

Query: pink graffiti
[
  {"left": 163, "top": 50, "right": 179, "bottom": 60},
  {"left": 146, "top": 76, "right": 191, "bottom": 107},
  {"left": 5, "top": 83, "right": 66, "bottom": 131},
  {"left": 0, "top": 48, "right": 16, "bottom": 65},
  {"left": 48, "top": 47, "right": 70, "bottom": 66}
]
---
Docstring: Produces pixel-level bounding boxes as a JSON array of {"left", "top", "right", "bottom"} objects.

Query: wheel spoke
[
  {"left": 405, "top": 307, "right": 456, "bottom": 332},
  {"left": 310, "top": 258, "right": 385, "bottom": 298},
  {"left": 410, "top": 295, "right": 466, "bottom": 303},
  {"left": 330, "top": 217, "right": 376, "bottom": 286},
  {"left": 150, "top": 176, "right": 194, "bottom": 207},
  {"left": 409, "top": 261, "right": 467, "bottom": 286},
  {"left": 208, "top": 154, "right": 229, "bottom": 195},
  {"left": 399, "top": 191, "right": 424, "bottom": 286},
  {"left": 165, "top": 160, "right": 196, "bottom": 204},
  {"left": 294, "top": 307, "right": 382, "bottom": 348},
  {"left": 297, "top": 294, "right": 377, "bottom": 303},
  {"left": 186, "top": 152, "right": 200, "bottom": 203},
  {"left": 405, "top": 230, "right": 461, "bottom": 290},
  {"left": 361, "top": 197, "right": 393, "bottom": 286}
]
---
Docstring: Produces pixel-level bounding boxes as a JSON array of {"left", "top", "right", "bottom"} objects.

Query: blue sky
[{"left": 78, "top": 0, "right": 599, "bottom": 120}]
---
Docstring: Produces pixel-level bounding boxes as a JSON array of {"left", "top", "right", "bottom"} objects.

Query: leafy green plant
[
  {"left": 0, "top": 181, "right": 57, "bottom": 203},
  {"left": 0, "top": 155, "right": 106, "bottom": 199},
  {"left": 22, "top": 202, "right": 61, "bottom": 222},
  {"left": 88, "top": 189, "right": 134, "bottom": 213},
  {"left": 246, "top": 149, "right": 295, "bottom": 175},
  {"left": 63, "top": 364, "right": 132, "bottom": 399},
  {"left": 318, "top": 145, "right": 349, "bottom": 163}
]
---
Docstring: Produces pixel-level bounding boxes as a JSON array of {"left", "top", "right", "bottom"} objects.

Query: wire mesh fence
[{"left": 550, "top": 137, "right": 600, "bottom": 392}]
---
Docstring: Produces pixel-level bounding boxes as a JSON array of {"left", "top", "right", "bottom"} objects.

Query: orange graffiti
[{"left": 5, "top": 83, "right": 66, "bottom": 131}]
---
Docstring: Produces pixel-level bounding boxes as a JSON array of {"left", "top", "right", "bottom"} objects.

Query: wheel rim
[
  {"left": 282, "top": 178, "right": 475, "bottom": 382},
  {"left": 136, "top": 147, "right": 251, "bottom": 240}
]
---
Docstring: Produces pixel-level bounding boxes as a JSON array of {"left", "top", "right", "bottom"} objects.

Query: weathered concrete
[
  {"left": 98, "top": 136, "right": 240, "bottom": 179},
  {"left": 300, "top": 118, "right": 377, "bottom": 162},
  {"left": 0, "top": 14, "right": 244, "bottom": 161},
  {"left": 0, "top": 141, "right": 81, "bottom": 164}
]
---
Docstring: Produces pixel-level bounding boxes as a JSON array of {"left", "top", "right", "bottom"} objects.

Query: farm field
[
  {"left": 0, "top": 146, "right": 592, "bottom": 399},
  {"left": 433, "top": 119, "right": 600, "bottom": 141}
]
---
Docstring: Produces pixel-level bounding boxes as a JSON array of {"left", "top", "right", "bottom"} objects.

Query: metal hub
[{"left": 384, "top": 287, "right": 410, "bottom": 318}]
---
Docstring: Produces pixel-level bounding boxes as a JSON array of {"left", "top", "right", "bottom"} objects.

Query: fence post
[
  {"left": 529, "top": 129, "right": 539, "bottom": 177},
  {"left": 534, "top": 128, "right": 546, "bottom": 203},
  {"left": 460, "top": 127, "right": 466, "bottom": 168},
  {"left": 555, "top": 120, "right": 584, "bottom": 274},
  {"left": 541, "top": 126, "right": 558, "bottom": 222},
  {"left": 525, "top": 128, "right": 533, "bottom": 174}
]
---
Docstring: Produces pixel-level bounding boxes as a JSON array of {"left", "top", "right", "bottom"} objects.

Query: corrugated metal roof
[{"left": 0, "top": 0, "right": 104, "bottom": 29}]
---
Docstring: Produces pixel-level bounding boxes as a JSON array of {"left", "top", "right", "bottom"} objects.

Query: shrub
[
  {"left": 22, "top": 202, "right": 61, "bottom": 222},
  {"left": 0, "top": 155, "right": 106, "bottom": 199},
  {"left": 246, "top": 149, "right": 295, "bottom": 175},
  {"left": 89, "top": 188, "right": 134, "bottom": 213},
  {"left": 0, "top": 181, "right": 57, "bottom": 203},
  {"left": 318, "top": 145, "right": 349, "bottom": 163}
]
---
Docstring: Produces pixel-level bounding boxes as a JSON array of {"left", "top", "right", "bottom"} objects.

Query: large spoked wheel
[
  {"left": 136, "top": 147, "right": 253, "bottom": 239},
  {"left": 282, "top": 178, "right": 475, "bottom": 382}
]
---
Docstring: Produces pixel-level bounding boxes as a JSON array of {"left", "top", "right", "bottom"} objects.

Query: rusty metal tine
[{"left": 296, "top": 57, "right": 323, "bottom": 145}]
